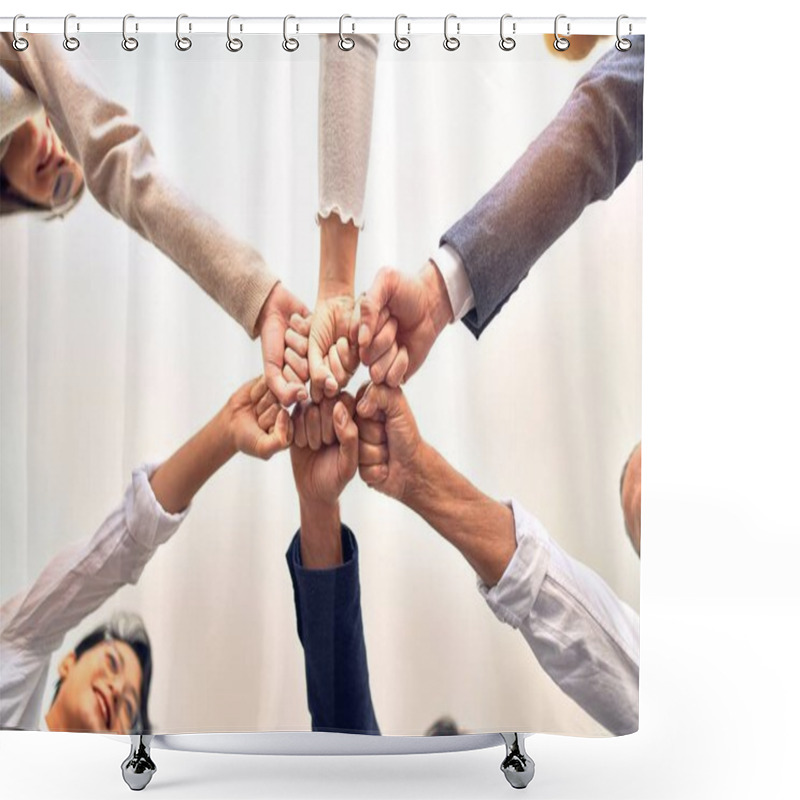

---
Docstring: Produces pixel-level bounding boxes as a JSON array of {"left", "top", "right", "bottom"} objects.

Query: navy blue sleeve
[{"left": 286, "top": 525, "right": 380, "bottom": 735}]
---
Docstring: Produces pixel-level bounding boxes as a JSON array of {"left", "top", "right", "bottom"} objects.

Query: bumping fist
[
  {"left": 354, "top": 382, "right": 423, "bottom": 502},
  {"left": 290, "top": 392, "right": 359, "bottom": 506},
  {"left": 229, "top": 375, "right": 293, "bottom": 460}
]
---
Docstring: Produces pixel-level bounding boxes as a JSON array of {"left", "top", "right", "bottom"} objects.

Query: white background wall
[
  {"left": 1, "top": 15, "right": 641, "bottom": 736},
  {"left": 1, "top": 0, "right": 799, "bottom": 798}
]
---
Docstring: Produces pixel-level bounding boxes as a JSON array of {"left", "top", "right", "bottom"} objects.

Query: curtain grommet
[
  {"left": 443, "top": 14, "right": 460, "bottom": 51},
  {"left": 553, "top": 14, "right": 570, "bottom": 51},
  {"left": 12, "top": 14, "right": 29, "bottom": 51}
]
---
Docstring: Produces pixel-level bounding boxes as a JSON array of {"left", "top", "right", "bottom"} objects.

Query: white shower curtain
[{"left": 1, "top": 31, "right": 640, "bottom": 736}]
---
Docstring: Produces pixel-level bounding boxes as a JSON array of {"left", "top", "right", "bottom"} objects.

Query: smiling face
[
  {"left": 0, "top": 109, "right": 84, "bottom": 210},
  {"left": 47, "top": 639, "right": 143, "bottom": 733}
]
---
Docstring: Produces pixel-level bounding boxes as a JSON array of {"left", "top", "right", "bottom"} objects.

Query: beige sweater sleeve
[
  {"left": 0, "top": 34, "right": 277, "bottom": 337},
  {"left": 318, "top": 34, "right": 378, "bottom": 230}
]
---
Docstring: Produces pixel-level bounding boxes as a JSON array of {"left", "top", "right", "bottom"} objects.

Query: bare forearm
[
  {"left": 149, "top": 409, "right": 236, "bottom": 514},
  {"left": 403, "top": 444, "right": 516, "bottom": 587},
  {"left": 299, "top": 498, "right": 344, "bottom": 568},
  {"left": 319, "top": 214, "right": 358, "bottom": 299}
]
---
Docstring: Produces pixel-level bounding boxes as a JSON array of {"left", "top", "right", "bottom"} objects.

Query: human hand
[
  {"left": 351, "top": 261, "right": 453, "bottom": 387},
  {"left": 286, "top": 311, "right": 359, "bottom": 405},
  {"left": 354, "top": 382, "right": 424, "bottom": 502},
  {"left": 226, "top": 376, "right": 294, "bottom": 460},
  {"left": 257, "top": 283, "right": 311, "bottom": 407},
  {"left": 291, "top": 393, "right": 359, "bottom": 507},
  {"left": 307, "top": 295, "right": 361, "bottom": 402}
]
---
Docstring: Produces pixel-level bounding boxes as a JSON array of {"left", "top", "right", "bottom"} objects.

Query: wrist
[
  {"left": 317, "top": 281, "right": 354, "bottom": 301},
  {"left": 213, "top": 405, "right": 239, "bottom": 463},
  {"left": 298, "top": 497, "right": 343, "bottom": 568},
  {"left": 400, "top": 440, "right": 436, "bottom": 509},
  {"left": 255, "top": 282, "right": 281, "bottom": 332},
  {"left": 421, "top": 260, "right": 454, "bottom": 335}
]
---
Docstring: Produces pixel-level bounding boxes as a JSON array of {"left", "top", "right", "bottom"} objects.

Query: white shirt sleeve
[
  {"left": 317, "top": 34, "right": 379, "bottom": 230},
  {"left": 430, "top": 245, "right": 476, "bottom": 322},
  {"left": 478, "top": 499, "right": 640, "bottom": 735},
  {"left": 0, "top": 463, "right": 189, "bottom": 731}
]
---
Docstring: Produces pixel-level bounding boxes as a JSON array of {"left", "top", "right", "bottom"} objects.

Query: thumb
[
  {"left": 334, "top": 400, "right": 358, "bottom": 476},
  {"left": 355, "top": 381, "right": 405, "bottom": 421},
  {"left": 256, "top": 408, "right": 293, "bottom": 459},
  {"left": 358, "top": 268, "right": 397, "bottom": 348}
]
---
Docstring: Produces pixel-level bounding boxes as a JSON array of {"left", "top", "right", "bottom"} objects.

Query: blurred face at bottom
[
  {"left": 0, "top": 109, "right": 84, "bottom": 209},
  {"left": 49, "top": 639, "right": 142, "bottom": 733}
]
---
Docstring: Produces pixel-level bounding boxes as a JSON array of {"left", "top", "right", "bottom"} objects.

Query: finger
[
  {"left": 355, "top": 417, "right": 387, "bottom": 445},
  {"left": 338, "top": 391, "right": 356, "bottom": 419},
  {"left": 327, "top": 342, "right": 349, "bottom": 389},
  {"left": 369, "top": 343, "right": 399, "bottom": 385},
  {"left": 374, "top": 304, "right": 392, "bottom": 335},
  {"left": 255, "top": 409, "right": 293, "bottom": 459},
  {"left": 385, "top": 346, "right": 410, "bottom": 388},
  {"left": 355, "top": 381, "right": 371, "bottom": 406},
  {"left": 334, "top": 400, "right": 359, "bottom": 477},
  {"left": 289, "top": 313, "right": 312, "bottom": 337},
  {"left": 356, "top": 381, "right": 404, "bottom": 420},
  {"left": 258, "top": 403, "right": 280, "bottom": 433},
  {"left": 293, "top": 405, "right": 308, "bottom": 448},
  {"left": 256, "top": 387, "right": 278, "bottom": 417},
  {"left": 320, "top": 397, "right": 336, "bottom": 446},
  {"left": 285, "top": 327, "right": 309, "bottom": 357},
  {"left": 282, "top": 364, "right": 304, "bottom": 388},
  {"left": 359, "top": 440, "right": 388, "bottom": 466},
  {"left": 359, "top": 463, "right": 389, "bottom": 488},
  {"left": 308, "top": 320, "right": 336, "bottom": 403},
  {"left": 337, "top": 336, "right": 360, "bottom": 375},
  {"left": 362, "top": 315, "right": 398, "bottom": 366},
  {"left": 306, "top": 404, "right": 322, "bottom": 451},
  {"left": 263, "top": 324, "right": 307, "bottom": 407},
  {"left": 273, "top": 409, "right": 293, "bottom": 450},
  {"left": 284, "top": 347, "right": 310, "bottom": 382},
  {"left": 249, "top": 375, "right": 268, "bottom": 404},
  {"left": 349, "top": 295, "right": 363, "bottom": 346},
  {"left": 358, "top": 267, "right": 398, "bottom": 348}
]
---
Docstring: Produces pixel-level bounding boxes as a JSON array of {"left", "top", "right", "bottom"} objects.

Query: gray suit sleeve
[{"left": 441, "top": 37, "right": 644, "bottom": 338}]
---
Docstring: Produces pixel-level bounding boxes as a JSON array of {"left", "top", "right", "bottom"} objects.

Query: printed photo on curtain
[{"left": 1, "top": 20, "right": 643, "bottom": 762}]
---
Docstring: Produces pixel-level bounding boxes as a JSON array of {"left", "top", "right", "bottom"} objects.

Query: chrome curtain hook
[
  {"left": 615, "top": 14, "right": 632, "bottom": 51},
  {"left": 122, "top": 14, "right": 138, "bottom": 51},
  {"left": 394, "top": 14, "right": 411, "bottom": 51},
  {"left": 226, "top": 14, "right": 243, "bottom": 52},
  {"left": 499, "top": 14, "right": 516, "bottom": 51},
  {"left": 553, "top": 14, "right": 570, "bottom": 51},
  {"left": 12, "top": 14, "right": 29, "bottom": 51},
  {"left": 443, "top": 14, "right": 460, "bottom": 51},
  {"left": 175, "top": 13, "right": 192, "bottom": 51},
  {"left": 339, "top": 14, "right": 355, "bottom": 51},
  {"left": 282, "top": 15, "right": 299, "bottom": 52},
  {"left": 63, "top": 13, "right": 80, "bottom": 51}
]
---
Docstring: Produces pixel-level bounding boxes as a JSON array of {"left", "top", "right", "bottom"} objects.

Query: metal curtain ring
[
  {"left": 226, "top": 15, "right": 243, "bottom": 52},
  {"left": 122, "top": 14, "right": 138, "bottom": 51},
  {"left": 443, "top": 14, "right": 460, "bottom": 51},
  {"left": 499, "top": 14, "right": 516, "bottom": 51},
  {"left": 394, "top": 14, "right": 411, "bottom": 51},
  {"left": 339, "top": 14, "right": 355, "bottom": 51},
  {"left": 553, "top": 14, "right": 570, "bottom": 51},
  {"left": 282, "top": 15, "right": 299, "bottom": 52},
  {"left": 63, "top": 14, "right": 80, "bottom": 51},
  {"left": 615, "top": 14, "right": 632, "bottom": 51},
  {"left": 12, "top": 14, "right": 29, "bottom": 51},
  {"left": 176, "top": 14, "right": 192, "bottom": 51}
]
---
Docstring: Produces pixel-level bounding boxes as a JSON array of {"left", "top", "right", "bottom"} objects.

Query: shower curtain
[{"left": 1, "top": 24, "right": 643, "bottom": 740}]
